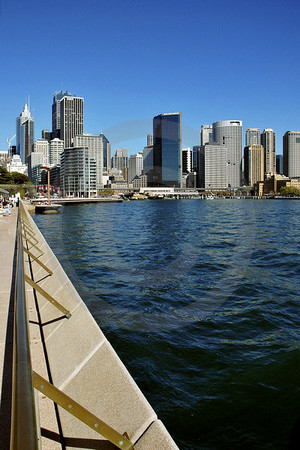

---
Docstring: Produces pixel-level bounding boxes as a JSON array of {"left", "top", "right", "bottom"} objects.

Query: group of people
[{"left": 0, "top": 197, "right": 19, "bottom": 216}]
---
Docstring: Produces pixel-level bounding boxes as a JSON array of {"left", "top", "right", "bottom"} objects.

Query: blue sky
[{"left": 1, "top": 0, "right": 300, "bottom": 155}]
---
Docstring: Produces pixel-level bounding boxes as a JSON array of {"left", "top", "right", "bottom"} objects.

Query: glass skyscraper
[{"left": 152, "top": 112, "right": 182, "bottom": 187}]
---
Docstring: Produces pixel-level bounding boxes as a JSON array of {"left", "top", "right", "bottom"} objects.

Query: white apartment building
[
  {"left": 73, "top": 134, "right": 103, "bottom": 189},
  {"left": 49, "top": 138, "right": 64, "bottom": 166}
]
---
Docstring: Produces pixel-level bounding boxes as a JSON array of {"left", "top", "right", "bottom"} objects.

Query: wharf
[
  {"left": 0, "top": 205, "right": 178, "bottom": 449},
  {"left": 31, "top": 197, "right": 123, "bottom": 205}
]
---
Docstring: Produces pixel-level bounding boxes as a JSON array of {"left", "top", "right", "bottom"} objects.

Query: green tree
[
  {"left": 10, "top": 172, "right": 31, "bottom": 185},
  {"left": 280, "top": 186, "right": 300, "bottom": 196},
  {"left": 0, "top": 167, "right": 13, "bottom": 184}
]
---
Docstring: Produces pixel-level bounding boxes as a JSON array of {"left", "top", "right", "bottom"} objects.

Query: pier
[
  {"left": 30, "top": 197, "right": 123, "bottom": 205},
  {"left": 0, "top": 204, "right": 178, "bottom": 449}
]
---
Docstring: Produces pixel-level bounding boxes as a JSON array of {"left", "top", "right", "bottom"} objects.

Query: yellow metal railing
[
  {"left": 10, "top": 207, "right": 39, "bottom": 449},
  {"left": 10, "top": 203, "right": 135, "bottom": 449}
]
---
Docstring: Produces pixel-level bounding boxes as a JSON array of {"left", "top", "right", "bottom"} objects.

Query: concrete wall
[{"left": 22, "top": 204, "right": 178, "bottom": 449}]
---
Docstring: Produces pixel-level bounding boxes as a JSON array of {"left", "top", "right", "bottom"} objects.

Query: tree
[
  {"left": 0, "top": 167, "right": 13, "bottom": 184},
  {"left": 10, "top": 172, "right": 31, "bottom": 185},
  {"left": 280, "top": 186, "right": 300, "bottom": 196}
]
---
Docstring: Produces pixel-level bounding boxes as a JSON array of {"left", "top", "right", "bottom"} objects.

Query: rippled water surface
[{"left": 34, "top": 199, "right": 300, "bottom": 449}]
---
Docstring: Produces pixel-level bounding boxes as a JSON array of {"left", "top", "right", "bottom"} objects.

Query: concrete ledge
[{"left": 21, "top": 206, "right": 179, "bottom": 449}]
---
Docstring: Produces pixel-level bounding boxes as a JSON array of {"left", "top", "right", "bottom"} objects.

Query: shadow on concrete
[{"left": 41, "top": 428, "right": 118, "bottom": 449}]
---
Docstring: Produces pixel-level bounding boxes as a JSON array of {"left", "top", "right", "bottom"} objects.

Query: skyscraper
[
  {"left": 182, "top": 148, "right": 192, "bottom": 174},
  {"left": 283, "top": 131, "right": 300, "bottom": 178},
  {"left": 261, "top": 128, "right": 276, "bottom": 174},
  {"left": 99, "top": 133, "right": 111, "bottom": 171},
  {"left": 147, "top": 134, "right": 153, "bottom": 146},
  {"left": 152, "top": 112, "right": 182, "bottom": 187},
  {"left": 201, "top": 125, "right": 213, "bottom": 146},
  {"left": 245, "top": 128, "right": 260, "bottom": 146},
  {"left": 60, "top": 94, "right": 84, "bottom": 148},
  {"left": 111, "top": 149, "right": 128, "bottom": 171},
  {"left": 276, "top": 155, "right": 283, "bottom": 175},
  {"left": 199, "top": 143, "right": 228, "bottom": 189},
  {"left": 212, "top": 120, "right": 242, "bottom": 188},
  {"left": 16, "top": 103, "right": 34, "bottom": 164},
  {"left": 33, "top": 139, "right": 49, "bottom": 166},
  {"left": 243, "top": 145, "right": 264, "bottom": 186},
  {"left": 128, "top": 152, "right": 143, "bottom": 183},
  {"left": 52, "top": 90, "right": 71, "bottom": 139}
]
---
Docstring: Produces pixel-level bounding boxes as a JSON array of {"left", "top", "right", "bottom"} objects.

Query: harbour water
[{"left": 33, "top": 199, "right": 300, "bottom": 449}]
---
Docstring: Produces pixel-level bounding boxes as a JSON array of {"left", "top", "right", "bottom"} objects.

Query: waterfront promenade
[
  {"left": 0, "top": 208, "right": 17, "bottom": 448},
  {"left": 0, "top": 205, "right": 178, "bottom": 449}
]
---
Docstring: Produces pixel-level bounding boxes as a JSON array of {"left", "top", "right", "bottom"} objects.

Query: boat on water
[{"left": 130, "top": 193, "right": 148, "bottom": 200}]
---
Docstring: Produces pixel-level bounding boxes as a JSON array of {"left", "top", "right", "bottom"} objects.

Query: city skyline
[{"left": 1, "top": 0, "right": 300, "bottom": 155}]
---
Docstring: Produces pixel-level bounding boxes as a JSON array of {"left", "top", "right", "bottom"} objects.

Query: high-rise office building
[
  {"left": 52, "top": 90, "right": 71, "bottom": 139},
  {"left": 261, "top": 128, "right": 276, "bottom": 174},
  {"left": 243, "top": 145, "right": 264, "bottom": 186},
  {"left": 212, "top": 120, "right": 243, "bottom": 188},
  {"left": 192, "top": 145, "right": 200, "bottom": 173},
  {"left": 245, "top": 128, "right": 260, "bottom": 146},
  {"left": 182, "top": 148, "right": 192, "bottom": 174},
  {"left": 276, "top": 155, "right": 283, "bottom": 175},
  {"left": 27, "top": 152, "right": 44, "bottom": 184},
  {"left": 201, "top": 125, "right": 213, "bottom": 146},
  {"left": 128, "top": 152, "right": 143, "bottom": 183},
  {"left": 33, "top": 139, "right": 49, "bottom": 166},
  {"left": 42, "top": 129, "right": 52, "bottom": 142},
  {"left": 147, "top": 134, "right": 153, "bottom": 146},
  {"left": 143, "top": 146, "right": 153, "bottom": 176},
  {"left": 199, "top": 143, "right": 228, "bottom": 189},
  {"left": 73, "top": 134, "right": 104, "bottom": 189},
  {"left": 60, "top": 94, "right": 84, "bottom": 148},
  {"left": 99, "top": 133, "right": 111, "bottom": 171},
  {"left": 152, "top": 112, "right": 182, "bottom": 187},
  {"left": 111, "top": 149, "right": 128, "bottom": 171},
  {"left": 16, "top": 103, "right": 34, "bottom": 164},
  {"left": 283, "top": 131, "right": 300, "bottom": 178},
  {"left": 49, "top": 138, "right": 64, "bottom": 166}
]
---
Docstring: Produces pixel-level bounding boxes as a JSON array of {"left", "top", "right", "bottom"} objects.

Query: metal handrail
[{"left": 10, "top": 207, "right": 39, "bottom": 449}]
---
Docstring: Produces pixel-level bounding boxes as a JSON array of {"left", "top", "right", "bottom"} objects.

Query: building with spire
[{"left": 16, "top": 103, "right": 34, "bottom": 164}]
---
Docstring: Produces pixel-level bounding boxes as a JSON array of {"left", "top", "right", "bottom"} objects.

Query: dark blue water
[{"left": 33, "top": 199, "right": 300, "bottom": 449}]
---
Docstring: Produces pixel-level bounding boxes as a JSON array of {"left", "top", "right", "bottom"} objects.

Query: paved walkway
[{"left": 0, "top": 207, "right": 17, "bottom": 448}]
